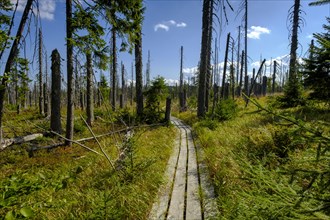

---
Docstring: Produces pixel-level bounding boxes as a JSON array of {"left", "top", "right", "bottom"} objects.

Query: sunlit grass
[
  {"left": 175, "top": 96, "right": 330, "bottom": 219},
  {"left": 0, "top": 107, "right": 176, "bottom": 219}
]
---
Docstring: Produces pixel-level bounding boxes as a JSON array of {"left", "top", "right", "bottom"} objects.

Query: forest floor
[{"left": 149, "top": 117, "right": 217, "bottom": 219}]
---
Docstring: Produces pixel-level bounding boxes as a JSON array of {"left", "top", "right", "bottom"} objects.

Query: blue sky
[{"left": 2, "top": 0, "right": 330, "bottom": 86}]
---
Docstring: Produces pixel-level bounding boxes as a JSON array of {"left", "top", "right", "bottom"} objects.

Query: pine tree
[{"left": 303, "top": 18, "right": 330, "bottom": 102}]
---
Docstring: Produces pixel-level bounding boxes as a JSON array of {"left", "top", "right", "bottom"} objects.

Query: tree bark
[
  {"left": 39, "top": 28, "right": 44, "bottom": 116},
  {"left": 289, "top": 0, "right": 300, "bottom": 81},
  {"left": 205, "top": 0, "right": 213, "bottom": 112},
  {"left": 239, "top": 50, "right": 244, "bottom": 96},
  {"left": 0, "top": 0, "right": 33, "bottom": 143},
  {"left": 86, "top": 52, "right": 94, "bottom": 126},
  {"left": 135, "top": 30, "right": 143, "bottom": 116},
  {"left": 65, "top": 0, "right": 74, "bottom": 146},
  {"left": 111, "top": 28, "right": 117, "bottom": 111},
  {"left": 121, "top": 62, "right": 125, "bottom": 108},
  {"left": 221, "top": 33, "right": 230, "bottom": 99},
  {"left": 50, "top": 49, "right": 62, "bottom": 134},
  {"left": 179, "top": 46, "right": 184, "bottom": 111},
  {"left": 0, "top": 133, "right": 44, "bottom": 151},
  {"left": 244, "top": 0, "right": 248, "bottom": 91},
  {"left": 197, "top": 0, "right": 211, "bottom": 118}
]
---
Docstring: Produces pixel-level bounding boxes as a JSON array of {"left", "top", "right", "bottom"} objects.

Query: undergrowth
[
  {"left": 183, "top": 97, "right": 330, "bottom": 219},
  {"left": 0, "top": 107, "right": 176, "bottom": 219}
]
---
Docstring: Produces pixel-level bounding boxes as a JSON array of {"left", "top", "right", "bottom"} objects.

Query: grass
[
  {"left": 0, "top": 107, "right": 176, "bottom": 219},
  {"left": 176, "top": 96, "right": 330, "bottom": 219}
]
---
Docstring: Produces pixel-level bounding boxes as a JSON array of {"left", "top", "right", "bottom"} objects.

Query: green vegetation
[
  {"left": 0, "top": 108, "right": 176, "bottom": 219},
  {"left": 143, "top": 77, "right": 168, "bottom": 124},
  {"left": 177, "top": 96, "right": 330, "bottom": 219}
]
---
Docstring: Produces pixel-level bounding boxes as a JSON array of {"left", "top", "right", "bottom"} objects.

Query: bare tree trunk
[
  {"left": 65, "top": 0, "right": 74, "bottom": 146},
  {"left": 50, "top": 49, "right": 62, "bottom": 134},
  {"left": 197, "top": 0, "right": 212, "bottom": 118},
  {"left": 179, "top": 46, "right": 184, "bottom": 111},
  {"left": 86, "top": 52, "right": 94, "bottom": 126},
  {"left": 111, "top": 28, "right": 117, "bottom": 111},
  {"left": 244, "top": 0, "right": 248, "bottom": 91},
  {"left": 0, "top": 0, "right": 33, "bottom": 143},
  {"left": 221, "top": 33, "right": 230, "bottom": 99},
  {"left": 135, "top": 30, "right": 143, "bottom": 116},
  {"left": 39, "top": 28, "right": 44, "bottom": 116},
  {"left": 205, "top": 0, "right": 214, "bottom": 112},
  {"left": 131, "top": 62, "right": 134, "bottom": 106},
  {"left": 145, "top": 50, "right": 150, "bottom": 88},
  {"left": 236, "top": 26, "right": 241, "bottom": 85},
  {"left": 289, "top": 0, "right": 300, "bottom": 81},
  {"left": 121, "top": 62, "right": 125, "bottom": 108},
  {"left": 272, "top": 60, "right": 277, "bottom": 94},
  {"left": 44, "top": 51, "right": 49, "bottom": 116},
  {"left": 239, "top": 50, "right": 244, "bottom": 96}
]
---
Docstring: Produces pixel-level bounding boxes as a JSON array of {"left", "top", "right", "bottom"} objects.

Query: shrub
[
  {"left": 213, "top": 99, "right": 238, "bottom": 121},
  {"left": 143, "top": 77, "right": 168, "bottom": 124}
]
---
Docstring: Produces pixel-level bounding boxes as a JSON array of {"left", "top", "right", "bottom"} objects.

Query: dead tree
[
  {"left": 179, "top": 46, "right": 185, "bottom": 111},
  {"left": 221, "top": 33, "right": 230, "bottom": 99},
  {"left": 65, "top": 0, "right": 74, "bottom": 146},
  {"left": 86, "top": 52, "right": 94, "bottom": 126},
  {"left": 0, "top": 0, "right": 33, "bottom": 143},
  {"left": 135, "top": 30, "right": 143, "bottom": 117},
  {"left": 50, "top": 49, "right": 62, "bottom": 134},
  {"left": 111, "top": 28, "right": 117, "bottom": 111},
  {"left": 39, "top": 28, "right": 44, "bottom": 116},
  {"left": 120, "top": 62, "right": 126, "bottom": 108},
  {"left": 272, "top": 60, "right": 277, "bottom": 94}
]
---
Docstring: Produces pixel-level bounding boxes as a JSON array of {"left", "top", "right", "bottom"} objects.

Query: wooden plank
[
  {"left": 186, "top": 129, "right": 202, "bottom": 219},
  {"left": 167, "top": 125, "right": 187, "bottom": 219},
  {"left": 149, "top": 126, "right": 180, "bottom": 219}
]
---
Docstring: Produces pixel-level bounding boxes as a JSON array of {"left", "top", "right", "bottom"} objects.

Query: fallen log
[{"left": 0, "top": 133, "right": 44, "bottom": 151}]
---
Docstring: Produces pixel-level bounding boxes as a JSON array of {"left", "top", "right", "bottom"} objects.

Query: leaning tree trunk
[
  {"left": 221, "top": 33, "right": 230, "bottom": 99},
  {"left": 50, "top": 49, "right": 62, "bottom": 134},
  {"left": 86, "top": 52, "right": 94, "bottom": 126},
  {"left": 65, "top": 0, "right": 74, "bottom": 146},
  {"left": 197, "top": 0, "right": 212, "bottom": 118},
  {"left": 135, "top": 30, "right": 143, "bottom": 117},
  {"left": 0, "top": 0, "right": 33, "bottom": 143}
]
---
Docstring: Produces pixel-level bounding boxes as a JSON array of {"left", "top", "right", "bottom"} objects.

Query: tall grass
[
  {"left": 1, "top": 110, "right": 176, "bottom": 219},
  {"left": 181, "top": 97, "right": 330, "bottom": 219}
]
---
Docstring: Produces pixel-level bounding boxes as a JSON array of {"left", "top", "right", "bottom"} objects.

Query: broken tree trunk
[
  {"left": 0, "top": 133, "right": 44, "bottom": 151},
  {"left": 50, "top": 49, "right": 62, "bottom": 134}
]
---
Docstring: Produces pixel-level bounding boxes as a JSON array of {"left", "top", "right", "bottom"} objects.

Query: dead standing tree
[
  {"left": 50, "top": 49, "right": 62, "bottom": 134},
  {"left": 38, "top": 28, "right": 44, "bottom": 116},
  {"left": 0, "top": 0, "right": 33, "bottom": 142},
  {"left": 65, "top": 0, "right": 74, "bottom": 146}
]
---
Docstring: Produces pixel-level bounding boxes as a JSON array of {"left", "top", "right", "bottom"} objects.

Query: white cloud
[
  {"left": 165, "top": 79, "right": 179, "bottom": 86},
  {"left": 154, "top": 20, "right": 187, "bottom": 32},
  {"left": 247, "top": 26, "right": 271, "bottom": 39},
  {"left": 176, "top": 22, "right": 187, "bottom": 28},
  {"left": 11, "top": 0, "right": 56, "bottom": 20},
  {"left": 154, "top": 24, "right": 169, "bottom": 32}
]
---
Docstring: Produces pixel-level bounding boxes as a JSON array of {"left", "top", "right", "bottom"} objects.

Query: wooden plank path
[{"left": 149, "top": 117, "right": 217, "bottom": 220}]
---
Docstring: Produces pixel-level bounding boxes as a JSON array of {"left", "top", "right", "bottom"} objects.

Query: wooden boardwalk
[{"left": 149, "top": 117, "right": 217, "bottom": 220}]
